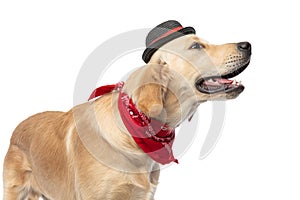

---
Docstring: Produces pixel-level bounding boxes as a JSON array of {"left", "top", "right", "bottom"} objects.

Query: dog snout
[{"left": 237, "top": 42, "right": 251, "bottom": 55}]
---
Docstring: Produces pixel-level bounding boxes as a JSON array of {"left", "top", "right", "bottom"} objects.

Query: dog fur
[{"left": 3, "top": 34, "right": 251, "bottom": 199}]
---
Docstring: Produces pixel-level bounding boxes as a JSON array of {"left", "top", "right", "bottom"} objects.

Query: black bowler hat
[{"left": 142, "top": 20, "right": 196, "bottom": 63}]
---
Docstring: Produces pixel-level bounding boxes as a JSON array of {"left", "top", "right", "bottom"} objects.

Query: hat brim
[{"left": 142, "top": 27, "right": 196, "bottom": 63}]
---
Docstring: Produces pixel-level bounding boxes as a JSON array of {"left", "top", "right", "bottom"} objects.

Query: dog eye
[{"left": 190, "top": 42, "right": 204, "bottom": 50}]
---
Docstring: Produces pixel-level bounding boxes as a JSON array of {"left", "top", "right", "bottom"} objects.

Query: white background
[{"left": 1, "top": 0, "right": 300, "bottom": 199}]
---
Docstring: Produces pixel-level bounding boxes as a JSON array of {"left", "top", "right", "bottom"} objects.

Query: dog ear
[
  {"left": 136, "top": 83, "right": 164, "bottom": 117},
  {"left": 131, "top": 64, "right": 170, "bottom": 118}
]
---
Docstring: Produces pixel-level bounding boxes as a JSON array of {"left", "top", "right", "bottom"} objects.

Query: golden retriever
[{"left": 3, "top": 29, "right": 251, "bottom": 199}]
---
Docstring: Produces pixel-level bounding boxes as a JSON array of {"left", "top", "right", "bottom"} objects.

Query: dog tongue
[
  {"left": 203, "top": 78, "right": 233, "bottom": 86},
  {"left": 216, "top": 78, "right": 233, "bottom": 84}
]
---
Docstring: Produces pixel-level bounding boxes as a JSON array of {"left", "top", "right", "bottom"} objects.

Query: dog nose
[{"left": 237, "top": 42, "right": 251, "bottom": 53}]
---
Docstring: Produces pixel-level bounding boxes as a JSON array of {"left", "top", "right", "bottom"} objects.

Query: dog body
[
  {"left": 3, "top": 33, "right": 251, "bottom": 199},
  {"left": 4, "top": 94, "right": 159, "bottom": 199}
]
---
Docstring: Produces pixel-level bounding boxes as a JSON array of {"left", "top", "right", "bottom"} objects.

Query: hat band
[{"left": 148, "top": 26, "right": 183, "bottom": 46}]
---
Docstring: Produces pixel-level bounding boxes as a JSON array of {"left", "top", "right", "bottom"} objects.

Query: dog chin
[
  {"left": 225, "top": 85, "right": 245, "bottom": 99},
  {"left": 225, "top": 91, "right": 244, "bottom": 101},
  {"left": 199, "top": 86, "right": 244, "bottom": 101}
]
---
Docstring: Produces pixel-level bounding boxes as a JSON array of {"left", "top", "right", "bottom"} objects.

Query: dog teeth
[{"left": 232, "top": 80, "right": 242, "bottom": 86}]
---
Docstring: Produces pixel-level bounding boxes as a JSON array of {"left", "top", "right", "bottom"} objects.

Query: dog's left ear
[{"left": 127, "top": 64, "right": 171, "bottom": 118}]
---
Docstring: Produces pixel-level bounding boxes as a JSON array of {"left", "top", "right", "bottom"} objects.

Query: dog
[{"left": 3, "top": 20, "right": 251, "bottom": 199}]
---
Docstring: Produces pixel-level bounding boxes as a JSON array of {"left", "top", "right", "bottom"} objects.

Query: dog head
[
  {"left": 124, "top": 34, "right": 251, "bottom": 127},
  {"left": 150, "top": 35, "right": 251, "bottom": 100}
]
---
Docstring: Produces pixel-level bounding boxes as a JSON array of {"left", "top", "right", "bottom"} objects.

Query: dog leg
[
  {"left": 27, "top": 189, "right": 41, "bottom": 200},
  {"left": 3, "top": 145, "right": 39, "bottom": 200}
]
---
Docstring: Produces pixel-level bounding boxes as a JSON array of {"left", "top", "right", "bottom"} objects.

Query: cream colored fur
[{"left": 3, "top": 34, "right": 250, "bottom": 199}]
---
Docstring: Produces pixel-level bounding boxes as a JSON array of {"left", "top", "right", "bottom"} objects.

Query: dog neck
[
  {"left": 89, "top": 82, "right": 178, "bottom": 165},
  {"left": 118, "top": 88, "right": 178, "bottom": 165}
]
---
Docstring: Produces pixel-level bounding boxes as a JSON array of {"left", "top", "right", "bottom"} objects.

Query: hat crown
[
  {"left": 142, "top": 20, "right": 195, "bottom": 63},
  {"left": 146, "top": 20, "right": 183, "bottom": 47}
]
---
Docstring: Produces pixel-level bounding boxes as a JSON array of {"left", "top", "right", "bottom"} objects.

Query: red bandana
[{"left": 88, "top": 82, "right": 178, "bottom": 165}]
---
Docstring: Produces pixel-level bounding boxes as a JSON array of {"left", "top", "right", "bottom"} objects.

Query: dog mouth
[{"left": 195, "top": 61, "right": 249, "bottom": 94}]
